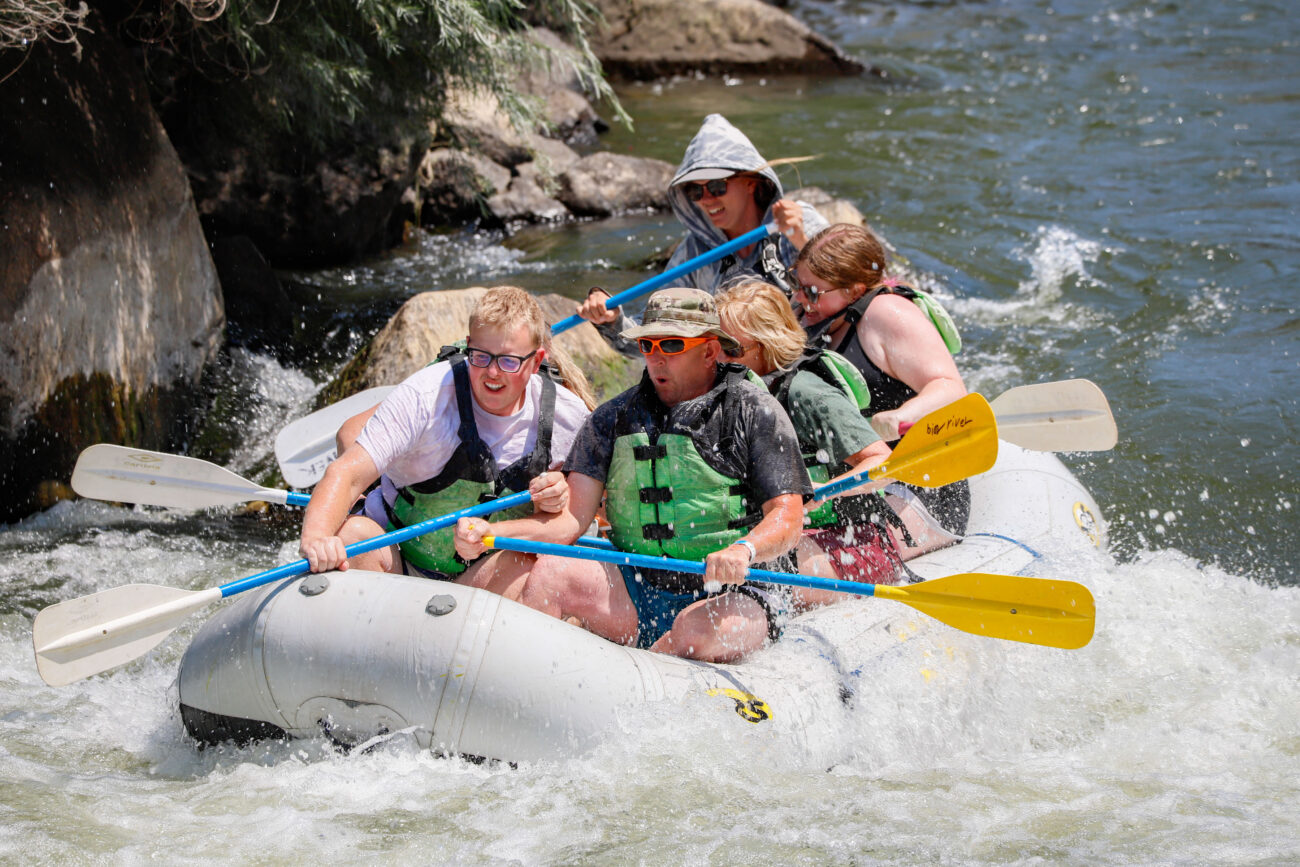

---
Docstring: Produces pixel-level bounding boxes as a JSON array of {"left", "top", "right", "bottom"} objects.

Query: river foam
[{"left": 3, "top": 502, "right": 1296, "bottom": 863}]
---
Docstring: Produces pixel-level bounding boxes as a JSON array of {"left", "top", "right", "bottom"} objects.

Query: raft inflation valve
[
  {"left": 299, "top": 574, "right": 329, "bottom": 597},
  {"left": 426, "top": 594, "right": 457, "bottom": 616}
]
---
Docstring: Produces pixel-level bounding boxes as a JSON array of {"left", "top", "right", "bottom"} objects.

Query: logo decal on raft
[
  {"left": 707, "top": 688, "right": 772, "bottom": 723},
  {"left": 1073, "top": 501, "right": 1101, "bottom": 547}
]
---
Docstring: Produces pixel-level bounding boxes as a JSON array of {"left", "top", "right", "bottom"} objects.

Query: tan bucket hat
[{"left": 620, "top": 288, "right": 742, "bottom": 355}]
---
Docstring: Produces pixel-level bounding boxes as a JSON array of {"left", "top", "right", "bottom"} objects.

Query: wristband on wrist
[{"left": 732, "top": 539, "right": 757, "bottom": 563}]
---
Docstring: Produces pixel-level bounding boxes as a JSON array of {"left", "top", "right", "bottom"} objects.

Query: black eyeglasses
[
  {"left": 683, "top": 178, "right": 730, "bottom": 202},
  {"left": 465, "top": 347, "right": 538, "bottom": 373}
]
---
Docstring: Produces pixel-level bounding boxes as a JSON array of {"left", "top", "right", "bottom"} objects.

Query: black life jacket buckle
[{"left": 639, "top": 487, "right": 673, "bottom": 504}]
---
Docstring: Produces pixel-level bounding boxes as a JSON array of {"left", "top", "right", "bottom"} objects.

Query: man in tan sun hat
[{"left": 456, "top": 286, "right": 812, "bottom": 663}]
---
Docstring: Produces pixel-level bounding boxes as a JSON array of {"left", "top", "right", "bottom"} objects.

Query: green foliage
[{"left": 127, "top": 0, "right": 625, "bottom": 159}]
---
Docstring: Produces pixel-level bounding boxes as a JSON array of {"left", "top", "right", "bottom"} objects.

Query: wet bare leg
[
  {"left": 337, "top": 515, "right": 399, "bottom": 572},
  {"left": 519, "top": 556, "right": 639, "bottom": 644},
  {"left": 650, "top": 593, "right": 769, "bottom": 663},
  {"left": 456, "top": 550, "right": 535, "bottom": 600},
  {"left": 789, "top": 536, "right": 857, "bottom": 612}
]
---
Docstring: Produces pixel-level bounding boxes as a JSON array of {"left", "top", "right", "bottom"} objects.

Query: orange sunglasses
[{"left": 636, "top": 336, "right": 710, "bottom": 356}]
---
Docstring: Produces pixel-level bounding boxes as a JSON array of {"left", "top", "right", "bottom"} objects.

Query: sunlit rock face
[
  {"left": 0, "top": 14, "right": 224, "bottom": 520},
  {"left": 585, "top": 0, "right": 866, "bottom": 80}
]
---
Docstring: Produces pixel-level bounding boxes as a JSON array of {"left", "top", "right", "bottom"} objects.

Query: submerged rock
[{"left": 786, "top": 186, "right": 867, "bottom": 228}]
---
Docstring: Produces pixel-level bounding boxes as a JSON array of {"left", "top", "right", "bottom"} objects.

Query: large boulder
[
  {"left": 515, "top": 28, "right": 611, "bottom": 147},
  {"left": 324, "top": 289, "right": 637, "bottom": 405},
  {"left": 486, "top": 162, "right": 572, "bottom": 224},
  {"left": 587, "top": 0, "right": 866, "bottom": 79},
  {"left": 419, "top": 26, "right": 633, "bottom": 227},
  {"left": 415, "top": 147, "right": 515, "bottom": 225},
  {"left": 423, "top": 113, "right": 676, "bottom": 227},
  {"left": 210, "top": 236, "right": 293, "bottom": 354},
  {"left": 442, "top": 28, "right": 609, "bottom": 162},
  {"left": 0, "top": 16, "right": 225, "bottom": 519},
  {"left": 443, "top": 90, "right": 537, "bottom": 169},
  {"left": 189, "top": 143, "right": 419, "bottom": 268},
  {"left": 556, "top": 153, "right": 675, "bottom": 217}
]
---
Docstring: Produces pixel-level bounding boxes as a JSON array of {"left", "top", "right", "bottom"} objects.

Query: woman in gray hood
[{"left": 579, "top": 114, "right": 829, "bottom": 349}]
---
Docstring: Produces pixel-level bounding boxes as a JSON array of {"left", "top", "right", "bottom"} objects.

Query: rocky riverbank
[{"left": 0, "top": 0, "right": 872, "bottom": 517}]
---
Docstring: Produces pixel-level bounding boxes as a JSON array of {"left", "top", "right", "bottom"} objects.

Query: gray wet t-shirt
[{"left": 565, "top": 368, "right": 813, "bottom": 507}]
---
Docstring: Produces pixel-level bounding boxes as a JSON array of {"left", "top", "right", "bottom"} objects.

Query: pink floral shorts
[{"left": 804, "top": 521, "right": 906, "bottom": 586}]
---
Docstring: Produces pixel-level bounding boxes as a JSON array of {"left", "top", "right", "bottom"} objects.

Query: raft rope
[{"left": 965, "top": 532, "right": 1042, "bottom": 560}]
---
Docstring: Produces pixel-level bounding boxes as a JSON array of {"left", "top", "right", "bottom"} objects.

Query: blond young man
[{"left": 299, "top": 288, "right": 591, "bottom": 584}]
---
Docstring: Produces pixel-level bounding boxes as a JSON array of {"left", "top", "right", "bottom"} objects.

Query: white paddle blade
[
  {"left": 33, "top": 584, "right": 221, "bottom": 686},
  {"left": 71, "top": 445, "right": 288, "bottom": 509},
  {"left": 989, "top": 379, "right": 1118, "bottom": 452},
  {"left": 275, "top": 386, "right": 396, "bottom": 488}
]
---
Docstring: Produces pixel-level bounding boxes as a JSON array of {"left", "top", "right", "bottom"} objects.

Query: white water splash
[
  {"left": 941, "top": 225, "right": 1116, "bottom": 332},
  {"left": 1013, "top": 225, "right": 1105, "bottom": 303},
  {"left": 3, "top": 518, "right": 1297, "bottom": 862},
  {"left": 222, "top": 349, "right": 320, "bottom": 477}
]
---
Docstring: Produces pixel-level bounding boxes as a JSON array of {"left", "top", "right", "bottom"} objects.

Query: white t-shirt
[{"left": 356, "top": 361, "right": 591, "bottom": 507}]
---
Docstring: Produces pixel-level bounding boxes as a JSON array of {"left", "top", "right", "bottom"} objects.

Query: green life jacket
[
  {"left": 386, "top": 352, "right": 555, "bottom": 576},
  {"left": 604, "top": 367, "right": 762, "bottom": 564},
  {"left": 766, "top": 348, "right": 878, "bottom": 529},
  {"left": 873, "top": 284, "right": 962, "bottom": 355}
]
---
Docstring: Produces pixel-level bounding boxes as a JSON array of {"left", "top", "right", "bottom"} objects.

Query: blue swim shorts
[{"left": 618, "top": 565, "right": 790, "bottom": 649}]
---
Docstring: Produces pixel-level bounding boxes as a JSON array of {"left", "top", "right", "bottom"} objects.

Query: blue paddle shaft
[
  {"left": 286, "top": 491, "right": 311, "bottom": 507},
  {"left": 809, "top": 467, "right": 879, "bottom": 503},
  {"left": 549, "top": 224, "right": 779, "bottom": 335},
  {"left": 218, "top": 490, "right": 534, "bottom": 598},
  {"left": 486, "top": 535, "right": 879, "bottom": 598}
]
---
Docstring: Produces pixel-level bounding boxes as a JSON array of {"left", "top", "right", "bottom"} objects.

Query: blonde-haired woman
[{"left": 716, "top": 281, "right": 912, "bottom": 608}]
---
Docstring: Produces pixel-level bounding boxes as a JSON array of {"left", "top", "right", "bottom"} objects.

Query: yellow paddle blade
[
  {"left": 876, "top": 393, "right": 999, "bottom": 488},
  {"left": 875, "top": 572, "right": 1096, "bottom": 649}
]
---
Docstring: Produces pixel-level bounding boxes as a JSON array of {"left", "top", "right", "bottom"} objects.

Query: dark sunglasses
[
  {"left": 636, "top": 336, "right": 709, "bottom": 356},
  {"left": 465, "top": 347, "right": 538, "bottom": 373},
  {"left": 797, "top": 282, "right": 839, "bottom": 305},
  {"left": 683, "top": 178, "right": 730, "bottom": 202}
]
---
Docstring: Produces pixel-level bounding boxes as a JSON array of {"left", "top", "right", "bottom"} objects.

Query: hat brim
[
  {"left": 620, "top": 320, "right": 742, "bottom": 355},
  {"left": 672, "top": 166, "right": 738, "bottom": 185}
]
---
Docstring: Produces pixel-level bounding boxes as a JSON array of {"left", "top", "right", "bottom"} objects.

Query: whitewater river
[{"left": 3, "top": 0, "right": 1297, "bottom": 862}]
